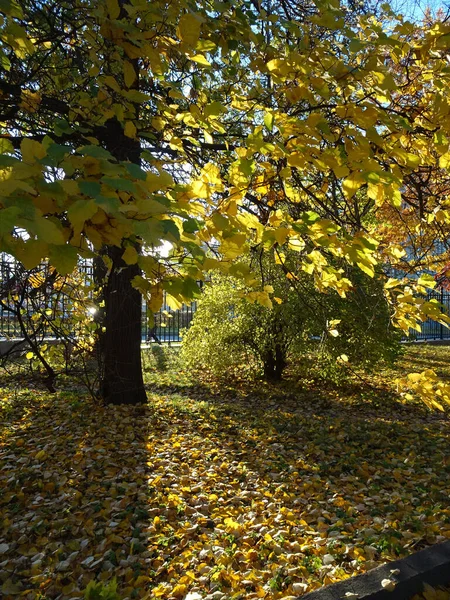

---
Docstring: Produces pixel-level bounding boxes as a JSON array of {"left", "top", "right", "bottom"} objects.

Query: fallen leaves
[
  {"left": 412, "top": 583, "right": 450, "bottom": 600},
  {"left": 381, "top": 578, "right": 397, "bottom": 591},
  {"left": 0, "top": 346, "right": 449, "bottom": 599}
]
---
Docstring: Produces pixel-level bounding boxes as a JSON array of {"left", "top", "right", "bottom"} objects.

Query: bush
[
  {"left": 181, "top": 270, "right": 311, "bottom": 381},
  {"left": 181, "top": 255, "right": 402, "bottom": 382},
  {"left": 312, "top": 268, "right": 403, "bottom": 376}
]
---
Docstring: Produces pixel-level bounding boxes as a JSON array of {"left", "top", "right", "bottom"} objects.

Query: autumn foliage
[{"left": 2, "top": 0, "right": 450, "bottom": 404}]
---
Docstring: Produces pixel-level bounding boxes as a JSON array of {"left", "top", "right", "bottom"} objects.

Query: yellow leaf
[
  {"left": 122, "top": 246, "right": 138, "bottom": 264},
  {"left": 177, "top": 13, "right": 201, "bottom": 46},
  {"left": 124, "top": 121, "right": 137, "bottom": 138},
  {"left": 254, "top": 291, "right": 273, "bottom": 309},
  {"left": 152, "top": 584, "right": 169, "bottom": 597},
  {"left": 166, "top": 294, "right": 182, "bottom": 310},
  {"left": 103, "top": 75, "right": 121, "bottom": 92},
  {"left": 189, "top": 54, "right": 211, "bottom": 67},
  {"left": 191, "top": 180, "right": 209, "bottom": 198},
  {"left": 20, "top": 90, "right": 41, "bottom": 113},
  {"left": 357, "top": 260, "right": 375, "bottom": 277},
  {"left": 106, "top": 0, "right": 120, "bottom": 19},
  {"left": 123, "top": 60, "right": 136, "bottom": 88},
  {"left": 21, "top": 138, "right": 46, "bottom": 162},
  {"left": 26, "top": 351, "right": 34, "bottom": 359},
  {"left": 439, "top": 153, "right": 450, "bottom": 169},
  {"left": 0, "top": 138, "right": 14, "bottom": 154},
  {"left": 122, "top": 42, "right": 142, "bottom": 60},
  {"left": 224, "top": 518, "right": 243, "bottom": 534},
  {"left": 343, "top": 172, "right": 364, "bottom": 198},
  {"left": 274, "top": 227, "right": 289, "bottom": 245},
  {"left": 287, "top": 152, "right": 305, "bottom": 168}
]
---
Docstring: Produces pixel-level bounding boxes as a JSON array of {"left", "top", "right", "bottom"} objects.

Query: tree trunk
[
  {"left": 263, "top": 344, "right": 286, "bottom": 381},
  {"left": 98, "top": 114, "right": 146, "bottom": 404},
  {"left": 101, "top": 245, "right": 146, "bottom": 404},
  {"left": 96, "top": 0, "right": 146, "bottom": 404}
]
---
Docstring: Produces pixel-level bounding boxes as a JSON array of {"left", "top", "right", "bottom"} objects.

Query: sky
[{"left": 392, "top": 0, "right": 450, "bottom": 20}]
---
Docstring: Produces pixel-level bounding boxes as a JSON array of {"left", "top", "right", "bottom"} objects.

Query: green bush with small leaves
[{"left": 182, "top": 253, "right": 402, "bottom": 382}]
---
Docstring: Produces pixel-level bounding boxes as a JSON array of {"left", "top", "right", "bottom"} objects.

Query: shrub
[
  {"left": 181, "top": 270, "right": 311, "bottom": 381},
  {"left": 315, "top": 268, "right": 403, "bottom": 374},
  {"left": 182, "top": 256, "right": 402, "bottom": 382}
]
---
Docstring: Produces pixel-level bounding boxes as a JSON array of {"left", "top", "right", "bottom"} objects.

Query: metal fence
[
  {"left": 0, "top": 255, "right": 198, "bottom": 344},
  {"left": 142, "top": 299, "right": 198, "bottom": 344},
  {"left": 407, "top": 289, "right": 450, "bottom": 341},
  {"left": 2, "top": 253, "right": 450, "bottom": 344}
]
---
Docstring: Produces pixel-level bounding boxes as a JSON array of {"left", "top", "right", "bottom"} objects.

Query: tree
[{"left": 2, "top": 0, "right": 450, "bottom": 405}]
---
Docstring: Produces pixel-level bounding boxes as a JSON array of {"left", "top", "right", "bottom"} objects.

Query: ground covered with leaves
[{"left": 0, "top": 345, "right": 449, "bottom": 600}]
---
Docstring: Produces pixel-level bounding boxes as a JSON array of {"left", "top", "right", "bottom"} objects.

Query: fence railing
[
  {"left": 2, "top": 254, "right": 450, "bottom": 344},
  {"left": 0, "top": 255, "right": 197, "bottom": 344},
  {"left": 406, "top": 289, "right": 450, "bottom": 342}
]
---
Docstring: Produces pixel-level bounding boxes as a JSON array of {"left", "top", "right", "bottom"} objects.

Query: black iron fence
[
  {"left": 408, "top": 289, "right": 450, "bottom": 341},
  {"left": 0, "top": 254, "right": 197, "bottom": 344},
  {"left": 142, "top": 299, "right": 198, "bottom": 344},
  {"left": 2, "top": 253, "right": 450, "bottom": 344}
]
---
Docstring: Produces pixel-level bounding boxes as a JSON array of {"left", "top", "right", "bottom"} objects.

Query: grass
[{"left": 0, "top": 344, "right": 449, "bottom": 600}]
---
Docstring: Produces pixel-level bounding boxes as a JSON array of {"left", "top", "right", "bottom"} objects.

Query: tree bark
[
  {"left": 263, "top": 344, "right": 286, "bottom": 381},
  {"left": 98, "top": 116, "right": 147, "bottom": 404},
  {"left": 97, "top": 0, "right": 146, "bottom": 404},
  {"left": 101, "top": 245, "right": 146, "bottom": 404}
]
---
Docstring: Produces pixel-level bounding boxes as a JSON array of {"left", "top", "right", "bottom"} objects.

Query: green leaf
[
  {"left": 29, "top": 217, "right": 65, "bottom": 245},
  {"left": 0, "top": 154, "right": 19, "bottom": 167},
  {"left": 205, "top": 102, "right": 226, "bottom": 118},
  {"left": 183, "top": 218, "right": 200, "bottom": 233},
  {"left": 134, "top": 220, "right": 164, "bottom": 245},
  {"left": 152, "top": 195, "right": 171, "bottom": 208},
  {"left": 16, "top": 239, "right": 48, "bottom": 269},
  {"left": 95, "top": 194, "right": 122, "bottom": 214},
  {"left": 79, "top": 145, "right": 114, "bottom": 160},
  {"left": 182, "top": 277, "right": 201, "bottom": 298},
  {"left": 238, "top": 158, "right": 255, "bottom": 177},
  {"left": 162, "top": 220, "right": 180, "bottom": 241},
  {"left": 48, "top": 244, "right": 78, "bottom": 275},
  {"left": 79, "top": 181, "right": 102, "bottom": 197},
  {"left": 45, "top": 143, "right": 70, "bottom": 163},
  {"left": 125, "top": 163, "right": 147, "bottom": 181},
  {"left": 183, "top": 241, "right": 205, "bottom": 259},
  {"left": 94, "top": 195, "right": 121, "bottom": 213},
  {"left": 0, "top": 206, "right": 20, "bottom": 234},
  {"left": 101, "top": 177, "right": 136, "bottom": 193}
]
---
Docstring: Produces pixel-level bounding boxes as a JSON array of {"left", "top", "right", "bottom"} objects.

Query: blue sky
[{"left": 393, "top": 0, "right": 449, "bottom": 20}]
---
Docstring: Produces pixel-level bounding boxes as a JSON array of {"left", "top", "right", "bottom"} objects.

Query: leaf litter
[{"left": 0, "top": 346, "right": 449, "bottom": 600}]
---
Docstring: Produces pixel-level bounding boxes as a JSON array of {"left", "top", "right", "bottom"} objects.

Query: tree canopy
[{"left": 2, "top": 0, "right": 450, "bottom": 405}]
